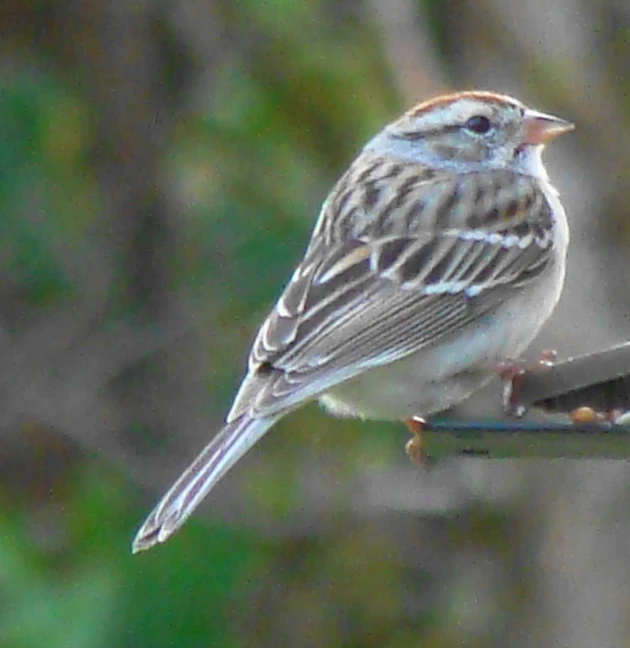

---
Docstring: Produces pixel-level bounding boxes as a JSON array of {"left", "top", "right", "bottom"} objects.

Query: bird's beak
[{"left": 523, "top": 109, "right": 574, "bottom": 145}]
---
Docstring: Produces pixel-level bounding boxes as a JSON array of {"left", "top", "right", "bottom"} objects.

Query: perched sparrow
[{"left": 133, "top": 91, "right": 573, "bottom": 552}]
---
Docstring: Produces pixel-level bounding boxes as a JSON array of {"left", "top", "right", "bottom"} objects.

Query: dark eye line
[{"left": 392, "top": 124, "right": 467, "bottom": 141}]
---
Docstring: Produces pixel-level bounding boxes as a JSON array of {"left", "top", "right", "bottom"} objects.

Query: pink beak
[{"left": 523, "top": 109, "right": 574, "bottom": 145}]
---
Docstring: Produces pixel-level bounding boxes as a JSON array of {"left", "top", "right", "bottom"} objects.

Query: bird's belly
[
  {"left": 319, "top": 360, "right": 493, "bottom": 421},
  {"left": 319, "top": 260, "right": 565, "bottom": 421},
  {"left": 319, "top": 332, "right": 498, "bottom": 421}
]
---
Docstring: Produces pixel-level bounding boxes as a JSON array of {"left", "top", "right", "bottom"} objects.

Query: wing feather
[{"left": 228, "top": 167, "right": 556, "bottom": 421}]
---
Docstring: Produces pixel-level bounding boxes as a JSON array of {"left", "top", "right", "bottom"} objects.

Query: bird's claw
[{"left": 496, "top": 349, "right": 557, "bottom": 418}]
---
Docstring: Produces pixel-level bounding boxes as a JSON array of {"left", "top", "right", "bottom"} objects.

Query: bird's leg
[
  {"left": 404, "top": 416, "right": 427, "bottom": 465},
  {"left": 496, "top": 349, "right": 557, "bottom": 417},
  {"left": 495, "top": 360, "right": 527, "bottom": 418}
]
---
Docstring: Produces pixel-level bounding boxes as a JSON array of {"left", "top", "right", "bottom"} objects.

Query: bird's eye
[{"left": 465, "top": 115, "right": 492, "bottom": 134}]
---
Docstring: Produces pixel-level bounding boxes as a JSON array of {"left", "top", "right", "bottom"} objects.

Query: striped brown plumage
[{"left": 133, "top": 91, "right": 573, "bottom": 552}]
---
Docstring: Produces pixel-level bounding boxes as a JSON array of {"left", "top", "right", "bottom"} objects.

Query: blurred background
[{"left": 1, "top": 1, "right": 630, "bottom": 646}]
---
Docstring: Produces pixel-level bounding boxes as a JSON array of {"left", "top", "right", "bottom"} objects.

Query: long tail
[{"left": 132, "top": 415, "right": 277, "bottom": 553}]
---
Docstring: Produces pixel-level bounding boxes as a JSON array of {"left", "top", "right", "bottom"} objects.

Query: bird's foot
[
  {"left": 404, "top": 416, "right": 429, "bottom": 465},
  {"left": 495, "top": 349, "right": 557, "bottom": 418}
]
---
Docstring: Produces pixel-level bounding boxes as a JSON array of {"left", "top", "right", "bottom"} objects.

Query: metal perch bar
[
  {"left": 517, "top": 341, "right": 630, "bottom": 414},
  {"left": 422, "top": 342, "right": 630, "bottom": 458}
]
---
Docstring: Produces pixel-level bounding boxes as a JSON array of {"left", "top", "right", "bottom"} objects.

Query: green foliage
[
  {"left": 0, "top": 72, "right": 95, "bottom": 305},
  {"left": 0, "top": 465, "right": 268, "bottom": 648},
  {"left": 0, "top": 1, "right": 510, "bottom": 646},
  {"left": 0, "top": 2, "right": 413, "bottom": 645}
]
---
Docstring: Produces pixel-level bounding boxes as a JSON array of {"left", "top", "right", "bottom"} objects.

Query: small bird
[{"left": 133, "top": 90, "right": 573, "bottom": 552}]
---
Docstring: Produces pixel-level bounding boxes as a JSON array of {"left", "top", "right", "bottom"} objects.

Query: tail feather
[{"left": 132, "top": 415, "right": 276, "bottom": 553}]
